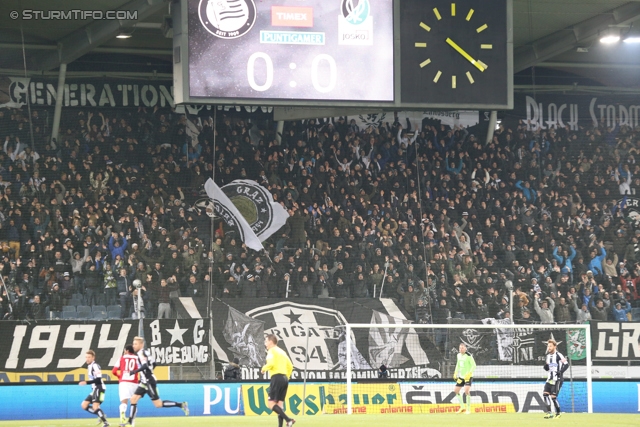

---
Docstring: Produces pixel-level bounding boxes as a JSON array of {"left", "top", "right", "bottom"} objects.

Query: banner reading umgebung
[{"left": 0, "top": 319, "right": 209, "bottom": 373}]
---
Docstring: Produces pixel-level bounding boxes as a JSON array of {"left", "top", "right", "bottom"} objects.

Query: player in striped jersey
[
  {"left": 543, "top": 339, "right": 568, "bottom": 419},
  {"left": 79, "top": 350, "right": 109, "bottom": 427},
  {"left": 122, "top": 336, "right": 188, "bottom": 427},
  {"left": 112, "top": 345, "right": 139, "bottom": 425}
]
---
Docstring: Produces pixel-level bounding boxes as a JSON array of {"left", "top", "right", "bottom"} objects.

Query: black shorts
[
  {"left": 455, "top": 377, "right": 473, "bottom": 387},
  {"left": 135, "top": 380, "right": 160, "bottom": 401},
  {"left": 85, "top": 388, "right": 105, "bottom": 404},
  {"left": 544, "top": 379, "right": 563, "bottom": 396},
  {"left": 268, "top": 374, "right": 289, "bottom": 402}
]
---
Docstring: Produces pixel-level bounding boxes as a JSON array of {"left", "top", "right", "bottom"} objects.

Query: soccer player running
[
  {"left": 453, "top": 343, "right": 476, "bottom": 415},
  {"left": 123, "top": 336, "right": 189, "bottom": 426},
  {"left": 112, "top": 345, "right": 139, "bottom": 425},
  {"left": 543, "top": 338, "right": 568, "bottom": 419},
  {"left": 261, "top": 334, "right": 295, "bottom": 427},
  {"left": 79, "top": 350, "right": 109, "bottom": 427}
]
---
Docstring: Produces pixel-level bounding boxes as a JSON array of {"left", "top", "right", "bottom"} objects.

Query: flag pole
[
  {"left": 208, "top": 109, "right": 217, "bottom": 378},
  {"left": 208, "top": 108, "right": 217, "bottom": 320},
  {"left": 261, "top": 249, "right": 275, "bottom": 267},
  {"left": 379, "top": 260, "right": 389, "bottom": 299}
]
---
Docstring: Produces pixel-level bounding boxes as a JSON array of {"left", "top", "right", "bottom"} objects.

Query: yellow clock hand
[{"left": 445, "top": 38, "right": 486, "bottom": 72}]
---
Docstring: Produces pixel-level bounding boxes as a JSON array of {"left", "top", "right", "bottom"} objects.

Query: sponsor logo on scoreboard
[
  {"left": 198, "top": 0, "right": 257, "bottom": 39},
  {"left": 271, "top": 6, "right": 314, "bottom": 27},
  {"left": 338, "top": 0, "right": 373, "bottom": 45},
  {"left": 260, "top": 31, "right": 325, "bottom": 45}
]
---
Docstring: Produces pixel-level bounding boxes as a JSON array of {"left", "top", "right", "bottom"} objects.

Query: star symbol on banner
[
  {"left": 261, "top": 208, "right": 267, "bottom": 213},
  {"left": 166, "top": 320, "right": 188, "bottom": 345},
  {"left": 543, "top": 333, "right": 563, "bottom": 349},
  {"left": 284, "top": 309, "right": 302, "bottom": 324}
]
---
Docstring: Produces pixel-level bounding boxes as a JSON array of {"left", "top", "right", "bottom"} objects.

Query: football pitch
[{"left": 1, "top": 414, "right": 638, "bottom": 427}]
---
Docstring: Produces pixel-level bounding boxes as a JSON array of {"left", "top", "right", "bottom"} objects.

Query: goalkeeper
[{"left": 453, "top": 343, "right": 476, "bottom": 414}]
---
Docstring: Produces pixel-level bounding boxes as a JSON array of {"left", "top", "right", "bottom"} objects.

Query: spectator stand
[{"left": 0, "top": 104, "right": 638, "bottom": 334}]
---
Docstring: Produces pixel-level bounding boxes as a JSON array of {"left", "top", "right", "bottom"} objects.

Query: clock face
[{"left": 400, "top": 0, "right": 510, "bottom": 107}]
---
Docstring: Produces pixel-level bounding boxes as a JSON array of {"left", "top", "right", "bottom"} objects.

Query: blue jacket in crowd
[
  {"left": 611, "top": 301, "right": 632, "bottom": 322},
  {"left": 588, "top": 246, "right": 607, "bottom": 276},
  {"left": 553, "top": 246, "right": 576, "bottom": 273},
  {"left": 108, "top": 236, "right": 128, "bottom": 260}
]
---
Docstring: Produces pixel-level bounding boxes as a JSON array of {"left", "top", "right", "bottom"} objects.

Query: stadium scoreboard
[{"left": 173, "top": 0, "right": 513, "bottom": 109}]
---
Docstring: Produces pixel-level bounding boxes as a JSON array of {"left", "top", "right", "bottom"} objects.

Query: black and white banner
[
  {"left": 591, "top": 321, "right": 640, "bottom": 361},
  {"left": 273, "top": 108, "right": 482, "bottom": 128},
  {"left": 0, "top": 76, "right": 273, "bottom": 115},
  {"left": 343, "top": 111, "right": 480, "bottom": 130},
  {"left": 448, "top": 319, "right": 494, "bottom": 364},
  {"left": 448, "top": 319, "right": 578, "bottom": 365},
  {"left": 510, "top": 94, "right": 640, "bottom": 131},
  {"left": 172, "top": 296, "right": 207, "bottom": 319},
  {"left": 211, "top": 298, "right": 443, "bottom": 380},
  {"left": 0, "top": 319, "right": 210, "bottom": 371}
]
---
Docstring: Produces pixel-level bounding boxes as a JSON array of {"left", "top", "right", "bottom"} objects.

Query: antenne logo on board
[{"left": 198, "top": 0, "right": 257, "bottom": 39}]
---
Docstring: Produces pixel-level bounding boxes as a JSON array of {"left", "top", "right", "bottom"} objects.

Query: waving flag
[
  {"left": 204, "top": 178, "right": 264, "bottom": 251},
  {"left": 200, "top": 178, "right": 288, "bottom": 249},
  {"left": 220, "top": 179, "right": 289, "bottom": 242}
]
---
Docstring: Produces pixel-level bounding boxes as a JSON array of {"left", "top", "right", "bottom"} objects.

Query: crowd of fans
[{"left": 0, "top": 105, "right": 639, "bottom": 325}]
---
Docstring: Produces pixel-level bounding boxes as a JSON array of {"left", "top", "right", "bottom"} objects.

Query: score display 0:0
[{"left": 246, "top": 52, "right": 338, "bottom": 93}]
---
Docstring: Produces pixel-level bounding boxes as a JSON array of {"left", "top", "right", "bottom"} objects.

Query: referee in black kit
[{"left": 261, "top": 334, "right": 295, "bottom": 427}]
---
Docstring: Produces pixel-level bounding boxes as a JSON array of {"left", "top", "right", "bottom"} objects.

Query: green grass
[{"left": 1, "top": 414, "right": 639, "bottom": 427}]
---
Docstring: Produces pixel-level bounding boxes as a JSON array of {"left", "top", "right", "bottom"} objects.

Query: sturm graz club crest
[
  {"left": 220, "top": 180, "right": 280, "bottom": 240},
  {"left": 198, "top": 0, "right": 256, "bottom": 39},
  {"left": 196, "top": 179, "right": 289, "bottom": 247},
  {"left": 194, "top": 181, "right": 274, "bottom": 232}
]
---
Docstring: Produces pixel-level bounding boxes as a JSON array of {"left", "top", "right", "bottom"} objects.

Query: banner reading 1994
[{"left": 0, "top": 319, "right": 209, "bottom": 372}]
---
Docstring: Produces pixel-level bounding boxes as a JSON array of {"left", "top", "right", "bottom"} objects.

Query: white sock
[{"left": 120, "top": 403, "right": 127, "bottom": 414}]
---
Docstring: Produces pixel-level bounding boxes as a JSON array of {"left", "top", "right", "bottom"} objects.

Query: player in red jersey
[{"left": 112, "top": 345, "right": 139, "bottom": 425}]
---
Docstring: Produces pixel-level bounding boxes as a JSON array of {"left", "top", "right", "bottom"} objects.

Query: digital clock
[{"left": 184, "top": 0, "right": 394, "bottom": 103}]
